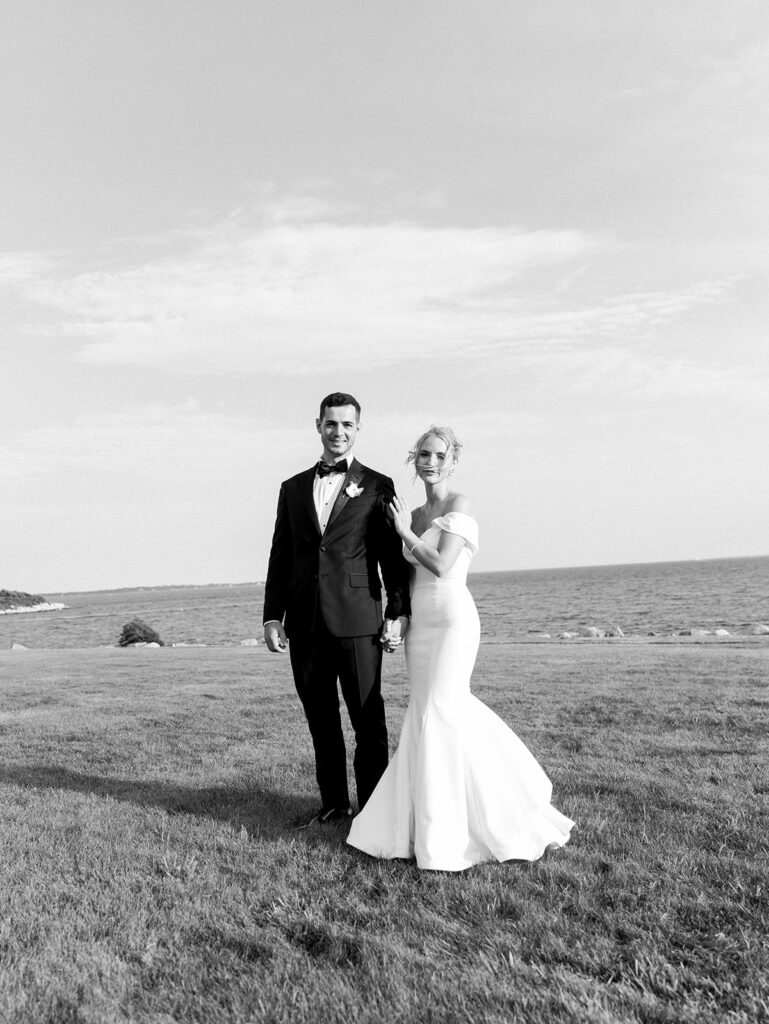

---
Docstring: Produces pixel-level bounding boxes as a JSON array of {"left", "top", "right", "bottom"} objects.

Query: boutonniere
[{"left": 345, "top": 482, "right": 363, "bottom": 498}]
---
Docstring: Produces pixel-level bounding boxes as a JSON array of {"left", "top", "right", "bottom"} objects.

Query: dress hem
[{"left": 346, "top": 833, "right": 573, "bottom": 873}]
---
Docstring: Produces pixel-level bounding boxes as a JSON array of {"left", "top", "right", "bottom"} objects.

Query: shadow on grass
[{"left": 0, "top": 763, "right": 339, "bottom": 844}]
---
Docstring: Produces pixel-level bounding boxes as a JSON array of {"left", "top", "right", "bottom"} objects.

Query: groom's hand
[
  {"left": 381, "top": 616, "right": 409, "bottom": 653},
  {"left": 264, "top": 621, "right": 288, "bottom": 653}
]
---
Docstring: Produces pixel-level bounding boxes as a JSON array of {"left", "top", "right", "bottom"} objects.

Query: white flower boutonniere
[{"left": 345, "top": 482, "right": 363, "bottom": 499}]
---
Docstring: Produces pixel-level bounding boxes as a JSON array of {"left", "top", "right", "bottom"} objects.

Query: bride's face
[{"left": 415, "top": 435, "right": 454, "bottom": 484}]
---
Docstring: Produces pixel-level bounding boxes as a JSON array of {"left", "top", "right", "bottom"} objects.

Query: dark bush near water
[{"left": 118, "top": 619, "right": 164, "bottom": 647}]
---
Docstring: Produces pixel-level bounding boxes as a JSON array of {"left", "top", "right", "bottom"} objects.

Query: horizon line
[{"left": 23, "top": 551, "right": 769, "bottom": 597}]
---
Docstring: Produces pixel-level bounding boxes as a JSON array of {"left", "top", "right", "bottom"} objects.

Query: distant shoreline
[
  {"left": 473, "top": 552, "right": 769, "bottom": 577},
  {"left": 49, "top": 581, "right": 265, "bottom": 597},
  {"left": 0, "top": 602, "right": 68, "bottom": 616},
  {"left": 29, "top": 552, "right": 769, "bottom": 597},
  {"left": 0, "top": 589, "right": 67, "bottom": 614}
]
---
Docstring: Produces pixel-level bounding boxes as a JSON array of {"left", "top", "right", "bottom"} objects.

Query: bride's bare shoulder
[{"left": 447, "top": 493, "right": 470, "bottom": 514}]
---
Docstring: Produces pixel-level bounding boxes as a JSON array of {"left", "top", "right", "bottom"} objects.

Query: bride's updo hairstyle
[{"left": 407, "top": 425, "right": 463, "bottom": 472}]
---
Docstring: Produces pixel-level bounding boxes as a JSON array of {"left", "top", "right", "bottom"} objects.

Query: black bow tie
[{"left": 317, "top": 460, "right": 348, "bottom": 478}]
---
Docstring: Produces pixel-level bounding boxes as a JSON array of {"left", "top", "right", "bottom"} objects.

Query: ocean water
[
  {"left": 473, "top": 556, "right": 768, "bottom": 642},
  {"left": 1, "top": 556, "right": 767, "bottom": 650}
]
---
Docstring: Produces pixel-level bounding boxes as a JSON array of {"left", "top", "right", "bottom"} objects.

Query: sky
[{"left": 2, "top": 1, "right": 768, "bottom": 593}]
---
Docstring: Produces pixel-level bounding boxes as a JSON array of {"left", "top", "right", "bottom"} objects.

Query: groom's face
[{"left": 316, "top": 404, "right": 360, "bottom": 463}]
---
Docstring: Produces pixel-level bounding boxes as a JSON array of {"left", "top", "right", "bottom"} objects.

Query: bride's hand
[{"left": 389, "top": 495, "right": 412, "bottom": 538}]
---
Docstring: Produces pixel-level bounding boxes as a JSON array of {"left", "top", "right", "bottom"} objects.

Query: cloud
[
  {"left": 617, "top": 28, "right": 769, "bottom": 101},
  {"left": 6, "top": 197, "right": 747, "bottom": 400},
  {"left": 0, "top": 251, "right": 53, "bottom": 285},
  {"left": 507, "top": 342, "right": 769, "bottom": 404},
  {"left": 16, "top": 201, "right": 608, "bottom": 374},
  {"left": 11, "top": 199, "right": 731, "bottom": 379},
  {"left": 707, "top": 38, "right": 769, "bottom": 98}
]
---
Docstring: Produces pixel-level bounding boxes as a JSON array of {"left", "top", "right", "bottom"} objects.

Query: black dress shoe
[
  {"left": 315, "top": 805, "right": 353, "bottom": 824},
  {"left": 291, "top": 805, "right": 353, "bottom": 830}
]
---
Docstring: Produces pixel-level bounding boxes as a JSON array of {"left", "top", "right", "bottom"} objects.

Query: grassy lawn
[{"left": 1, "top": 642, "right": 767, "bottom": 1023}]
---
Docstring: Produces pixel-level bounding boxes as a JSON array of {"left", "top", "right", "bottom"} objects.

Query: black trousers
[{"left": 289, "top": 620, "right": 388, "bottom": 811}]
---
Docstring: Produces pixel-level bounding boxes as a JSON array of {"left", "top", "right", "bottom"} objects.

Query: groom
[{"left": 262, "top": 392, "right": 410, "bottom": 823}]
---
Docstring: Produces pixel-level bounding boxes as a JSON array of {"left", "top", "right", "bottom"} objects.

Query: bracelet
[{"left": 409, "top": 539, "right": 422, "bottom": 555}]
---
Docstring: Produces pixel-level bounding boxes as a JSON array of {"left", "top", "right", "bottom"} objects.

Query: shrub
[{"left": 118, "top": 618, "right": 164, "bottom": 647}]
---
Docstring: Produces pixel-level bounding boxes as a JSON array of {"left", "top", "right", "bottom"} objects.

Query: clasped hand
[{"left": 381, "top": 616, "right": 408, "bottom": 653}]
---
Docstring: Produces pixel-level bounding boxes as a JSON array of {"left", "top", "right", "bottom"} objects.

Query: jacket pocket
[{"left": 349, "top": 572, "right": 373, "bottom": 588}]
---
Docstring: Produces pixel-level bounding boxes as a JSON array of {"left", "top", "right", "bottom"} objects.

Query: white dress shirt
[{"left": 314, "top": 456, "right": 351, "bottom": 533}]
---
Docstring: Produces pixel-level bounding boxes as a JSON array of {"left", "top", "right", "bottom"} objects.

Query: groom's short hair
[{"left": 319, "top": 392, "right": 361, "bottom": 420}]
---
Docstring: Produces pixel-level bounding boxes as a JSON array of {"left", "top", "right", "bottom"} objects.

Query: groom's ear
[{"left": 315, "top": 418, "right": 322, "bottom": 434}]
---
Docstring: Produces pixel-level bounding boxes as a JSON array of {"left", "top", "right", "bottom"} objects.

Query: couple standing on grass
[{"left": 262, "top": 392, "right": 573, "bottom": 872}]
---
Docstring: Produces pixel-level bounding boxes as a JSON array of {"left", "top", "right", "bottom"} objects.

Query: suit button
[{"left": 320, "top": 545, "right": 326, "bottom": 552}]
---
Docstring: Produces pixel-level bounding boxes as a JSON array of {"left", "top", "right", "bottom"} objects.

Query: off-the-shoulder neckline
[
  {"left": 419, "top": 511, "right": 477, "bottom": 536},
  {"left": 431, "top": 511, "right": 476, "bottom": 523}
]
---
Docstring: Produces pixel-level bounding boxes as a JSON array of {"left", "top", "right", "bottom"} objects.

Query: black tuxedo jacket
[{"left": 263, "top": 458, "right": 411, "bottom": 638}]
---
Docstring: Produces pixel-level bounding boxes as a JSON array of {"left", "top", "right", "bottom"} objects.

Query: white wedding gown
[{"left": 347, "top": 512, "right": 574, "bottom": 872}]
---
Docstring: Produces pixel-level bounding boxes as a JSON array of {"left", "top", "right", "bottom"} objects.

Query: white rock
[
  {"left": 240, "top": 638, "right": 259, "bottom": 646},
  {"left": 559, "top": 631, "right": 579, "bottom": 639},
  {"left": 714, "top": 628, "right": 731, "bottom": 637},
  {"left": 750, "top": 623, "right": 769, "bottom": 635},
  {"left": 11, "top": 642, "right": 27, "bottom": 650}
]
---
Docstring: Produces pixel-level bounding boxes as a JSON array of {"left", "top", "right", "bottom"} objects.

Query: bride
[{"left": 347, "top": 425, "right": 574, "bottom": 871}]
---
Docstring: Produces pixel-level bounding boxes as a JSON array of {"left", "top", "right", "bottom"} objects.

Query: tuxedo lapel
[
  {"left": 300, "top": 467, "right": 322, "bottom": 535},
  {"left": 326, "top": 461, "right": 364, "bottom": 531}
]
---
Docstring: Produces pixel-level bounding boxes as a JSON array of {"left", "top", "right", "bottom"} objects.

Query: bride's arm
[
  {"left": 409, "top": 531, "right": 466, "bottom": 577},
  {"left": 391, "top": 494, "right": 470, "bottom": 578}
]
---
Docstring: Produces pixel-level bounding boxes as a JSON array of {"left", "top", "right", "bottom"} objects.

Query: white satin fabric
[{"left": 347, "top": 512, "right": 574, "bottom": 871}]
